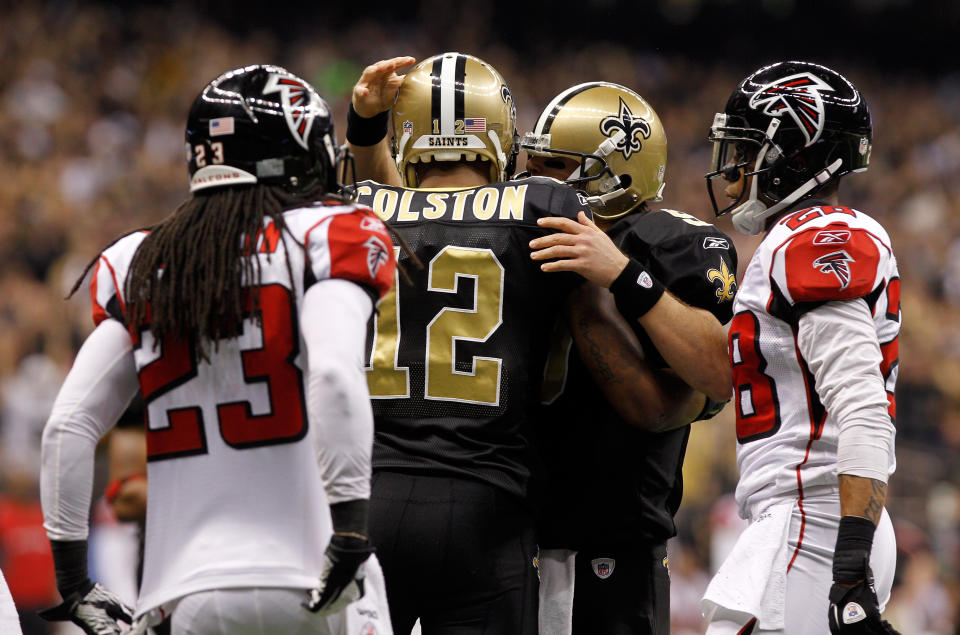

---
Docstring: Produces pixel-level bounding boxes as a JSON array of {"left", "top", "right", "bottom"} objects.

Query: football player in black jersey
[
  {"left": 526, "top": 83, "right": 738, "bottom": 634},
  {"left": 345, "top": 56, "right": 699, "bottom": 634}
]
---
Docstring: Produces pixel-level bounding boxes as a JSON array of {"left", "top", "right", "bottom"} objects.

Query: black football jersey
[
  {"left": 537, "top": 208, "right": 738, "bottom": 549},
  {"left": 356, "top": 177, "right": 590, "bottom": 499}
]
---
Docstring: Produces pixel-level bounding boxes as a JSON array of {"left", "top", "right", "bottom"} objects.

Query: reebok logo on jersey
[
  {"left": 842, "top": 601, "right": 867, "bottom": 624},
  {"left": 364, "top": 236, "right": 390, "bottom": 279},
  {"left": 813, "top": 250, "right": 854, "bottom": 289},
  {"left": 703, "top": 236, "right": 730, "bottom": 250},
  {"left": 749, "top": 72, "right": 833, "bottom": 146},
  {"left": 813, "top": 229, "right": 851, "bottom": 245},
  {"left": 591, "top": 558, "right": 615, "bottom": 579},
  {"left": 636, "top": 271, "right": 653, "bottom": 289},
  {"left": 360, "top": 216, "right": 385, "bottom": 232}
]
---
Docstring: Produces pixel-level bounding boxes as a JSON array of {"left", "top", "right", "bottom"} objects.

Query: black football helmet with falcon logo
[
  {"left": 705, "top": 61, "right": 872, "bottom": 235},
  {"left": 185, "top": 64, "right": 339, "bottom": 194}
]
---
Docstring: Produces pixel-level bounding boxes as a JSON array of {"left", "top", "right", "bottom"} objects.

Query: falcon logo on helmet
[
  {"left": 262, "top": 74, "right": 326, "bottom": 150},
  {"left": 748, "top": 72, "right": 834, "bottom": 147},
  {"left": 600, "top": 97, "right": 651, "bottom": 160},
  {"left": 813, "top": 250, "right": 855, "bottom": 289}
]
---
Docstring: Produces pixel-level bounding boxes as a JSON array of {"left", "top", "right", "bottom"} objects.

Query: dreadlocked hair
[
  {"left": 68, "top": 183, "right": 421, "bottom": 359},
  {"left": 121, "top": 183, "right": 344, "bottom": 360}
]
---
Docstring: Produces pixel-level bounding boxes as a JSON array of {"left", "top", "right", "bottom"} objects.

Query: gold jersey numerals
[{"left": 367, "top": 245, "right": 504, "bottom": 406}]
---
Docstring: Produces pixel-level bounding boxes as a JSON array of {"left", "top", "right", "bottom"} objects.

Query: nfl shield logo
[{"left": 591, "top": 557, "right": 615, "bottom": 579}]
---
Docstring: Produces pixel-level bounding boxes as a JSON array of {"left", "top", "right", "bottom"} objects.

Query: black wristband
[
  {"left": 346, "top": 103, "right": 389, "bottom": 147},
  {"left": 49, "top": 540, "right": 92, "bottom": 598},
  {"left": 330, "top": 499, "right": 370, "bottom": 538},
  {"left": 609, "top": 258, "right": 665, "bottom": 323},
  {"left": 832, "top": 515, "right": 876, "bottom": 582},
  {"left": 695, "top": 395, "right": 728, "bottom": 422}
]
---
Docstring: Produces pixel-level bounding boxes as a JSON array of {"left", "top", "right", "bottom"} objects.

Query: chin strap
[
  {"left": 487, "top": 131, "right": 507, "bottom": 181},
  {"left": 567, "top": 130, "right": 624, "bottom": 181},
  {"left": 729, "top": 116, "right": 843, "bottom": 235},
  {"left": 568, "top": 130, "right": 633, "bottom": 215},
  {"left": 731, "top": 157, "right": 843, "bottom": 235}
]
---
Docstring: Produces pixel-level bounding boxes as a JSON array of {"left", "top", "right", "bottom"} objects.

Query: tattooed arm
[
  {"left": 839, "top": 475, "right": 887, "bottom": 524},
  {"left": 566, "top": 282, "right": 704, "bottom": 432}
]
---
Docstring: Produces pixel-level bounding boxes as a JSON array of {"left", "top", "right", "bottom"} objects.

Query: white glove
[
  {"left": 39, "top": 582, "right": 134, "bottom": 635},
  {"left": 302, "top": 534, "right": 372, "bottom": 615}
]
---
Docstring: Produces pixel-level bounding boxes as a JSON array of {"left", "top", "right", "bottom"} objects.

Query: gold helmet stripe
[
  {"left": 533, "top": 81, "right": 608, "bottom": 135},
  {"left": 430, "top": 53, "right": 469, "bottom": 135}
]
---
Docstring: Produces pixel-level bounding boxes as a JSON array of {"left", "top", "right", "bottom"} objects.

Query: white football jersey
[
  {"left": 729, "top": 204, "right": 900, "bottom": 517},
  {"left": 89, "top": 202, "right": 395, "bottom": 613}
]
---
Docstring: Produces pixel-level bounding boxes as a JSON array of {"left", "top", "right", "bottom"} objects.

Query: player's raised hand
[
  {"left": 352, "top": 56, "right": 416, "bottom": 118},
  {"left": 530, "top": 212, "right": 630, "bottom": 288}
]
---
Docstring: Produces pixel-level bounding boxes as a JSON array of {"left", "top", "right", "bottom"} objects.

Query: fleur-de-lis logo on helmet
[
  {"left": 501, "top": 84, "right": 516, "bottom": 123},
  {"left": 599, "top": 97, "right": 651, "bottom": 160}
]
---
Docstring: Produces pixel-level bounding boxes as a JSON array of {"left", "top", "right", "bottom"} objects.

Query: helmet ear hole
[
  {"left": 787, "top": 153, "right": 808, "bottom": 172},
  {"left": 618, "top": 174, "right": 632, "bottom": 189}
]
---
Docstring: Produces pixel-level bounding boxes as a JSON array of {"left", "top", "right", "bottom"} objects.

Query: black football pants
[
  {"left": 369, "top": 471, "right": 539, "bottom": 635},
  {"left": 572, "top": 542, "right": 670, "bottom": 635}
]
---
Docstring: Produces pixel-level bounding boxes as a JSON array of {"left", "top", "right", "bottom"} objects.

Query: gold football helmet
[
  {"left": 392, "top": 52, "right": 518, "bottom": 187},
  {"left": 522, "top": 82, "right": 667, "bottom": 220}
]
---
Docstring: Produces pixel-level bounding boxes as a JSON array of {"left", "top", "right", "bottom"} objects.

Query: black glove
[
  {"left": 828, "top": 578, "right": 901, "bottom": 634},
  {"left": 828, "top": 516, "right": 900, "bottom": 634},
  {"left": 303, "top": 533, "right": 374, "bottom": 614},
  {"left": 38, "top": 580, "right": 134, "bottom": 635}
]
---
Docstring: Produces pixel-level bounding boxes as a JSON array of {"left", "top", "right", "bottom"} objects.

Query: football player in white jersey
[
  {"left": 39, "top": 65, "right": 396, "bottom": 634},
  {"left": 697, "top": 62, "right": 901, "bottom": 634}
]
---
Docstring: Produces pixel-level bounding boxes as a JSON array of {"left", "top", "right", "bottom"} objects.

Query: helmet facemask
[{"left": 707, "top": 112, "right": 847, "bottom": 235}]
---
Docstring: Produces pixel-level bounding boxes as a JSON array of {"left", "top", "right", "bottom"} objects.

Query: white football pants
[
  {"left": 168, "top": 556, "right": 392, "bottom": 634},
  {"left": 705, "top": 496, "right": 895, "bottom": 634}
]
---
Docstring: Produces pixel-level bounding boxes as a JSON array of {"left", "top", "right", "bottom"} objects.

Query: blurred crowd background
[{"left": 1, "top": 1, "right": 957, "bottom": 633}]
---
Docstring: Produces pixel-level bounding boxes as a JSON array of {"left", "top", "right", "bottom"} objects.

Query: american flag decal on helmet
[
  {"left": 262, "top": 74, "right": 319, "bottom": 150},
  {"left": 813, "top": 249, "right": 854, "bottom": 290},
  {"left": 748, "top": 72, "right": 834, "bottom": 147}
]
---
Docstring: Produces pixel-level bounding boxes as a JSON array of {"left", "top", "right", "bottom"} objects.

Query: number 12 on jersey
[{"left": 366, "top": 245, "right": 505, "bottom": 406}]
